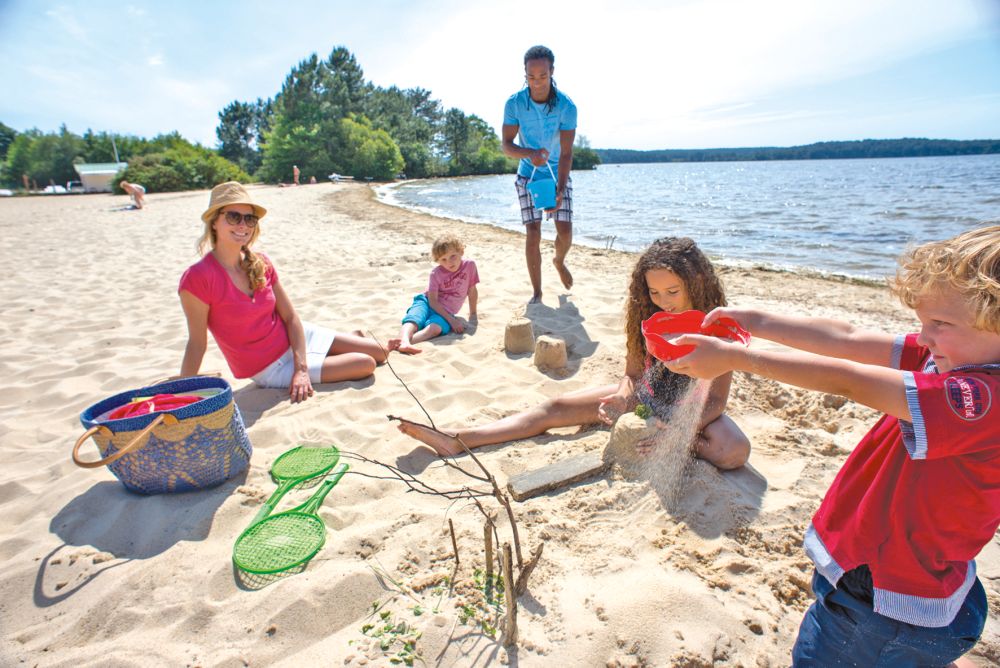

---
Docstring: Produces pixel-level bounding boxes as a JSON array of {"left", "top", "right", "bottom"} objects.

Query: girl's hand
[
  {"left": 530, "top": 148, "right": 550, "bottom": 167},
  {"left": 289, "top": 368, "right": 314, "bottom": 403},
  {"left": 597, "top": 393, "right": 629, "bottom": 425},
  {"left": 450, "top": 317, "right": 466, "bottom": 334},
  {"left": 664, "top": 335, "right": 741, "bottom": 379}
]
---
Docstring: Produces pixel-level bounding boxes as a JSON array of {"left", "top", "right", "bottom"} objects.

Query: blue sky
[{"left": 1, "top": 0, "right": 998, "bottom": 150}]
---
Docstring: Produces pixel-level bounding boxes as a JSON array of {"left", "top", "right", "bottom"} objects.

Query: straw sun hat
[{"left": 201, "top": 181, "right": 267, "bottom": 225}]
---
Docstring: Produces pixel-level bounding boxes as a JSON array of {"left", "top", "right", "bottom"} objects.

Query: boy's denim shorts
[
  {"left": 791, "top": 568, "right": 986, "bottom": 667},
  {"left": 402, "top": 294, "right": 451, "bottom": 335}
]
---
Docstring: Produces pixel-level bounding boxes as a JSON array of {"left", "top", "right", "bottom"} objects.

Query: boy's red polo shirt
[{"left": 804, "top": 334, "right": 1000, "bottom": 627}]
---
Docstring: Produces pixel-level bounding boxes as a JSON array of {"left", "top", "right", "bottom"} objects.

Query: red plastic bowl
[{"left": 641, "top": 310, "right": 751, "bottom": 362}]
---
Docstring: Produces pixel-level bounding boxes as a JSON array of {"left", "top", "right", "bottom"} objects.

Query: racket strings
[
  {"left": 271, "top": 449, "right": 339, "bottom": 480},
  {"left": 234, "top": 513, "right": 326, "bottom": 573}
]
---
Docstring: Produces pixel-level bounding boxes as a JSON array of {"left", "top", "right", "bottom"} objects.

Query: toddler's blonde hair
[
  {"left": 890, "top": 224, "right": 1000, "bottom": 333},
  {"left": 432, "top": 235, "right": 465, "bottom": 261}
]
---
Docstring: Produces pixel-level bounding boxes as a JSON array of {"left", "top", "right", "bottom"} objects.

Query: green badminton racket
[
  {"left": 250, "top": 445, "right": 341, "bottom": 526},
  {"left": 233, "top": 463, "right": 349, "bottom": 575}
]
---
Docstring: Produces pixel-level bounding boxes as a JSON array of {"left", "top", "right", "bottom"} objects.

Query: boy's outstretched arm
[
  {"left": 667, "top": 335, "right": 911, "bottom": 421},
  {"left": 704, "top": 308, "right": 897, "bottom": 367}
]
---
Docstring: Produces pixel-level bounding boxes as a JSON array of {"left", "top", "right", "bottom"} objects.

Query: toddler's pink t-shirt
[
  {"left": 178, "top": 252, "right": 289, "bottom": 378},
  {"left": 427, "top": 259, "right": 479, "bottom": 315}
]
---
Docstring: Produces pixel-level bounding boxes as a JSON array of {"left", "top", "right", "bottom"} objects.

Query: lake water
[{"left": 378, "top": 154, "right": 1000, "bottom": 279}]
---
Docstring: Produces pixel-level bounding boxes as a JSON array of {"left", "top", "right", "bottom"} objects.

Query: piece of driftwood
[
  {"left": 484, "top": 519, "right": 494, "bottom": 579},
  {"left": 507, "top": 451, "right": 609, "bottom": 502},
  {"left": 448, "top": 518, "right": 460, "bottom": 565},
  {"left": 502, "top": 543, "right": 517, "bottom": 646}
]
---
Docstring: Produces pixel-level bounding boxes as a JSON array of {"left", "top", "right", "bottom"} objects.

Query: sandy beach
[{"left": 1, "top": 182, "right": 997, "bottom": 667}]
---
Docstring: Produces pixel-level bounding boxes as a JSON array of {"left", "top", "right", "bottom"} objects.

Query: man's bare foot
[
  {"left": 387, "top": 338, "right": 423, "bottom": 355},
  {"left": 528, "top": 292, "right": 543, "bottom": 304},
  {"left": 553, "top": 259, "right": 573, "bottom": 289},
  {"left": 397, "top": 422, "right": 464, "bottom": 456}
]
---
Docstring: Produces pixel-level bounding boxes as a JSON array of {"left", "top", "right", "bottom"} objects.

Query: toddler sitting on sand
[{"left": 388, "top": 235, "right": 479, "bottom": 354}]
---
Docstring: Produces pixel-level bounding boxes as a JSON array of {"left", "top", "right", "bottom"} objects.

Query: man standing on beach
[{"left": 502, "top": 45, "right": 577, "bottom": 304}]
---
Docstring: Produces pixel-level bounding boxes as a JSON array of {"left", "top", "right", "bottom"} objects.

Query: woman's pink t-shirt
[{"left": 178, "top": 252, "right": 289, "bottom": 378}]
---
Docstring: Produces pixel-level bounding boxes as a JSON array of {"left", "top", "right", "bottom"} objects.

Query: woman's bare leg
[
  {"left": 318, "top": 332, "right": 388, "bottom": 383},
  {"left": 330, "top": 331, "right": 389, "bottom": 364},
  {"left": 399, "top": 384, "right": 618, "bottom": 456}
]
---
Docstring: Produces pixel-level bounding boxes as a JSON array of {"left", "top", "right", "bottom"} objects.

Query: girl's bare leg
[
  {"left": 398, "top": 384, "right": 618, "bottom": 456},
  {"left": 695, "top": 414, "right": 750, "bottom": 469}
]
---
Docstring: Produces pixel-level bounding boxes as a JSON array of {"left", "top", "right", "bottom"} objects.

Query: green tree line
[
  {"left": 596, "top": 138, "right": 1000, "bottom": 164},
  {"left": 0, "top": 124, "right": 250, "bottom": 192}
]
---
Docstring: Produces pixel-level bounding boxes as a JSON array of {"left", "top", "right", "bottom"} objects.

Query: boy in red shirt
[{"left": 665, "top": 225, "right": 999, "bottom": 666}]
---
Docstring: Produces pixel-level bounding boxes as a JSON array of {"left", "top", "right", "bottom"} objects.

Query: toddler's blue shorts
[{"left": 402, "top": 294, "right": 451, "bottom": 335}]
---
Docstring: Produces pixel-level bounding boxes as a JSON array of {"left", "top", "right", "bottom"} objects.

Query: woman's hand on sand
[
  {"left": 664, "top": 335, "right": 741, "bottom": 379},
  {"left": 450, "top": 317, "right": 466, "bottom": 334},
  {"left": 530, "top": 148, "right": 550, "bottom": 167},
  {"left": 597, "top": 393, "right": 628, "bottom": 425},
  {"left": 289, "top": 369, "right": 315, "bottom": 403}
]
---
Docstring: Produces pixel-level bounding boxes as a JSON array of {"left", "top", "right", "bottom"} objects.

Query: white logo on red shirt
[{"left": 943, "top": 376, "right": 992, "bottom": 421}]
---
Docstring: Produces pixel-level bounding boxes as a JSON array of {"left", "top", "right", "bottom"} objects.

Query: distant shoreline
[
  {"left": 596, "top": 138, "right": 1000, "bottom": 164},
  {"left": 373, "top": 180, "right": 889, "bottom": 287}
]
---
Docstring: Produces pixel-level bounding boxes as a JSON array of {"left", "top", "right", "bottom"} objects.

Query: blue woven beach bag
[{"left": 74, "top": 376, "right": 252, "bottom": 495}]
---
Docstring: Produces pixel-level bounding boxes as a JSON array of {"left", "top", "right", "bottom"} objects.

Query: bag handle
[
  {"left": 72, "top": 413, "right": 179, "bottom": 469},
  {"left": 528, "top": 163, "right": 557, "bottom": 183},
  {"left": 145, "top": 371, "right": 222, "bottom": 386}
]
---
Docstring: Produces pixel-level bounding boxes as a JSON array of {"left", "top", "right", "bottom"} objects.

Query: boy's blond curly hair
[
  {"left": 432, "top": 235, "right": 465, "bottom": 261},
  {"left": 890, "top": 224, "right": 1000, "bottom": 333}
]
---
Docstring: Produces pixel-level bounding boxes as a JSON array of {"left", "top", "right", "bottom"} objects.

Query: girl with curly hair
[{"left": 398, "top": 237, "right": 750, "bottom": 468}]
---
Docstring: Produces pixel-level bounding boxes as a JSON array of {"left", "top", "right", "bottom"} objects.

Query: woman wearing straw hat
[{"left": 178, "top": 181, "right": 387, "bottom": 402}]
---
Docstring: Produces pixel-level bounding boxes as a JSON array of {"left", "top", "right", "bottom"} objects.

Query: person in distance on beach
[
  {"left": 120, "top": 180, "right": 146, "bottom": 209},
  {"left": 177, "top": 181, "right": 386, "bottom": 403},
  {"left": 388, "top": 235, "right": 479, "bottom": 354},
  {"left": 398, "top": 237, "right": 750, "bottom": 469},
  {"left": 665, "top": 225, "right": 1000, "bottom": 666},
  {"left": 502, "top": 45, "right": 577, "bottom": 304}
]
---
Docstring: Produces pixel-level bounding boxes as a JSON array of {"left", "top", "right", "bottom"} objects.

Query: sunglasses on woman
[{"left": 221, "top": 210, "right": 259, "bottom": 228}]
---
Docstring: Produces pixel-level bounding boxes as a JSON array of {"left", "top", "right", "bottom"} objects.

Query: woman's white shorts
[{"left": 250, "top": 322, "right": 336, "bottom": 389}]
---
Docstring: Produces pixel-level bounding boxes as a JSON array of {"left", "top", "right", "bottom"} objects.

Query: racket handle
[
  {"left": 250, "top": 479, "right": 294, "bottom": 525},
  {"left": 299, "top": 463, "right": 349, "bottom": 515}
]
